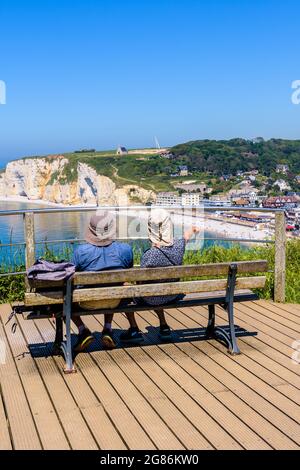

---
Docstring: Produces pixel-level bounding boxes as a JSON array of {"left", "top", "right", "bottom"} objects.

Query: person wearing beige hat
[
  {"left": 72, "top": 210, "right": 133, "bottom": 351},
  {"left": 120, "top": 208, "right": 199, "bottom": 343}
]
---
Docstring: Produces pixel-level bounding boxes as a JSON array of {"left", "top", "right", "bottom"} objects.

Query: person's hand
[
  {"left": 184, "top": 226, "right": 200, "bottom": 242},
  {"left": 191, "top": 226, "right": 200, "bottom": 235}
]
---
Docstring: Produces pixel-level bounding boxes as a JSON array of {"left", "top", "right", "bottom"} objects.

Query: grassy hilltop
[{"left": 6, "top": 138, "right": 300, "bottom": 194}]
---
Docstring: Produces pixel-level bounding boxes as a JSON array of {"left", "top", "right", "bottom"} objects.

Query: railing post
[
  {"left": 274, "top": 211, "right": 286, "bottom": 303},
  {"left": 24, "top": 212, "right": 36, "bottom": 270}
]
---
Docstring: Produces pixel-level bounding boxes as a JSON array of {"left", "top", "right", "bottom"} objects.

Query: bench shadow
[{"left": 27, "top": 324, "right": 253, "bottom": 359}]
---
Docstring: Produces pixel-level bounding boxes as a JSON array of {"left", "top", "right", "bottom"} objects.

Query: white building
[
  {"left": 156, "top": 192, "right": 181, "bottom": 206},
  {"left": 276, "top": 164, "right": 289, "bottom": 175},
  {"left": 181, "top": 193, "right": 201, "bottom": 206},
  {"left": 274, "top": 179, "right": 291, "bottom": 192},
  {"left": 156, "top": 191, "right": 202, "bottom": 207},
  {"left": 116, "top": 146, "right": 128, "bottom": 155},
  {"left": 178, "top": 166, "right": 189, "bottom": 177}
]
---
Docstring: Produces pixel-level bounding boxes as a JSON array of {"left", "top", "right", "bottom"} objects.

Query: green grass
[{"left": 1, "top": 240, "right": 300, "bottom": 305}]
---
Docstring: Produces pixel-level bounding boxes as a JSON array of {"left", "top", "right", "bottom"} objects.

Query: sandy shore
[
  {"left": 123, "top": 209, "right": 273, "bottom": 242},
  {"left": 0, "top": 196, "right": 97, "bottom": 208},
  {"left": 0, "top": 197, "right": 274, "bottom": 242},
  {"left": 203, "top": 217, "right": 273, "bottom": 240}
]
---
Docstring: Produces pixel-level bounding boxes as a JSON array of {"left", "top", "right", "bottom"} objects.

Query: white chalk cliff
[{"left": 0, "top": 157, "right": 155, "bottom": 206}]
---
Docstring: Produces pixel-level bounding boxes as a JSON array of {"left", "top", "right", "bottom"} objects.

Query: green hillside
[
  {"left": 170, "top": 138, "right": 300, "bottom": 175},
  {"left": 7, "top": 138, "right": 300, "bottom": 193}
]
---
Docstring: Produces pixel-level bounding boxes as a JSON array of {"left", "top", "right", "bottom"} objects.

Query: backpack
[{"left": 27, "top": 259, "right": 75, "bottom": 282}]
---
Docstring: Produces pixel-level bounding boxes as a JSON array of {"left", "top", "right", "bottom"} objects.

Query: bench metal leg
[
  {"left": 61, "top": 278, "right": 76, "bottom": 374},
  {"left": 207, "top": 265, "right": 241, "bottom": 355},
  {"left": 206, "top": 305, "right": 216, "bottom": 338},
  {"left": 154, "top": 308, "right": 166, "bottom": 324},
  {"left": 224, "top": 264, "right": 240, "bottom": 355},
  {"left": 225, "top": 302, "right": 240, "bottom": 355},
  {"left": 53, "top": 317, "right": 63, "bottom": 355}
]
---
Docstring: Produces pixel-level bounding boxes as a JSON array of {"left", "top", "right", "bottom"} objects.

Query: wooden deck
[{"left": 0, "top": 300, "right": 300, "bottom": 450}]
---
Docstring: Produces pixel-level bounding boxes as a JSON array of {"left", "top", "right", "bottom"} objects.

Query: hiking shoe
[
  {"left": 159, "top": 324, "right": 172, "bottom": 341},
  {"left": 120, "top": 327, "right": 144, "bottom": 344},
  {"left": 102, "top": 329, "right": 116, "bottom": 350},
  {"left": 74, "top": 328, "right": 95, "bottom": 353}
]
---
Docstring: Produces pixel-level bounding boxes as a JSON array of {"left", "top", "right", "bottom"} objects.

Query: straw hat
[
  {"left": 148, "top": 208, "right": 174, "bottom": 247},
  {"left": 85, "top": 211, "right": 116, "bottom": 247}
]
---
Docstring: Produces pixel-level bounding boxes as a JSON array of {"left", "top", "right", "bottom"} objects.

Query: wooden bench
[{"left": 15, "top": 260, "right": 268, "bottom": 373}]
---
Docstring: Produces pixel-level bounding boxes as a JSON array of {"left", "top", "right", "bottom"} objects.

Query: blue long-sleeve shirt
[{"left": 72, "top": 241, "right": 133, "bottom": 272}]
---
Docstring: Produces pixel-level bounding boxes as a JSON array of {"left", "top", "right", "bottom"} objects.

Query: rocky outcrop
[{"left": 0, "top": 157, "right": 156, "bottom": 206}]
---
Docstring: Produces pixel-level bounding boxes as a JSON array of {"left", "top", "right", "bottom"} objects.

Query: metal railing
[{"left": 0, "top": 204, "right": 287, "bottom": 302}]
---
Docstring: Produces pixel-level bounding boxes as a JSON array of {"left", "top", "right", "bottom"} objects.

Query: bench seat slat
[
  {"left": 29, "top": 260, "right": 268, "bottom": 289},
  {"left": 25, "top": 276, "right": 266, "bottom": 306},
  {"left": 23, "top": 290, "right": 259, "bottom": 319}
]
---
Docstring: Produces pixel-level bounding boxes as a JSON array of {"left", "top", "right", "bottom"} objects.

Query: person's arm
[
  {"left": 123, "top": 245, "right": 134, "bottom": 268},
  {"left": 184, "top": 226, "right": 200, "bottom": 243},
  {"left": 72, "top": 249, "right": 81, "bottom": 271}
]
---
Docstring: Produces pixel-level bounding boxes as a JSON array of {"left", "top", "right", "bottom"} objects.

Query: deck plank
[
  {"left": 40, "top": 316, "right": 159, "bottom": 450},
  {"left": 206, "top": 302, "right": 300, "bottom": 368},
  {"left": 120, "top": 310, "right": 297, "bottom": 450},
  {"left": 0, "top": 385, "right": 12, "bottom": 450},
  {"left": 0, "top": 322, "right": 41, "bottom": 450},
  {"left": 160, "top": 307, "right": 300, "bottom": 446},
  {"left": 0, "top": 299, "right": 300, "bottom": 451},
  {"left": 0, "top": 306, "right": 69, "bottom": 450},
  {"left": 85, "top": 314, "right": 213, "bottom": 450},
  {"left": 34, "top": 318, "right": 128, "bottom": 450},
  {"left": 85, "top": 316, "right": 241, "bottom": 450},
  {"left": 103, "top": 316, "right": 243, "bottom": 450},
  {"left": 172, "top": 303, "right": 300, "bottom": 386},
  {"left": 235, "top": 303, "right": 300, "bottom": 338},
  {"left": 188, "top": 304, "right": 300, "bottom": 392},
  {"left": 17, "top": 315, "right": 99, "bottom": 450},
  {"left": 258, "top": 300, "right": 300, "bottom": 320},
  {"left": 252, "top": 300, "right": 300, "bottom": 328}
]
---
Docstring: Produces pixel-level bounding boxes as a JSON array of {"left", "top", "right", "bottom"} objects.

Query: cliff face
[{"left": 0, "top": 157, "right": 155, "bottom": 206}]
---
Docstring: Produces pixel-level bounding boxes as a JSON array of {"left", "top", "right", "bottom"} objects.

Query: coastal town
[{"left": 154, "top": 157, "right": 300, "bottom": 240}]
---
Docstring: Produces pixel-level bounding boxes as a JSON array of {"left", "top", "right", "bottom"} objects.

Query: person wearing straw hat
[
  {"left": 72, "top": 210, "right": 133, "bottom": 351},
  {"left": 120, "top": 208, "right": 199, "bottom": 343}
]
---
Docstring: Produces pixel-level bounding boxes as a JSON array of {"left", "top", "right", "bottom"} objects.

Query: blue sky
[{"left": 0, "top": 0, "right": 300, "bottom": 165}]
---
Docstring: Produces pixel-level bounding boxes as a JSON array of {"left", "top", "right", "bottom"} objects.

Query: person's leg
[
  {"left": 103, "top": 313, "right": 114, "bottom": 331},
  {"left": 154, "top": 308, "right": 172, "bottom": 339},
  {"left": 72, "top": 314, "right": 95, "bottom": 353},
  {"left": 125, "top": 312, "right": 139, "bottom": 329},
  {"left": 154, "top": 308, "right": 168, "bottom": 328},
  {"left": 72, "top": 315, "right": 86, "bottom": 333},
  {"left": 120, "top": 312, "right": 143, "bottom": 343},
  {"left": 102, "top": 313, "right": 116, "bottom": 350}
]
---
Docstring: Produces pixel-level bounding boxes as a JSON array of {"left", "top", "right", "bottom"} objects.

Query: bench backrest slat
[
  {"left": 25, "top": 276, "right": 267, "bottom": 306},
  {"left": 29, "top": 260, "right": 268, "bottom": 289}
]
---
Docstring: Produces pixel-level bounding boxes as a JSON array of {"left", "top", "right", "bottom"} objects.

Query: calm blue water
[{"left": 0, "top": 201, "right": 237, "bottom": 270}]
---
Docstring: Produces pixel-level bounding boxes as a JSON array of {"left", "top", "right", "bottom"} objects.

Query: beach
[
  {"left": 123, "top": 208, "right": 273, "bottom": 242},
  {"left": 0, "top": 197, "right": 274, "bottom": 245},
  {"left": 0, "top": 195, "right": 94, "bottom": 208}
]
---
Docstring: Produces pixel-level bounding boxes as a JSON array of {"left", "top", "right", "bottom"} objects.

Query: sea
[{"left": 0, "top": 200, "right": 237, "bottom": 270}]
